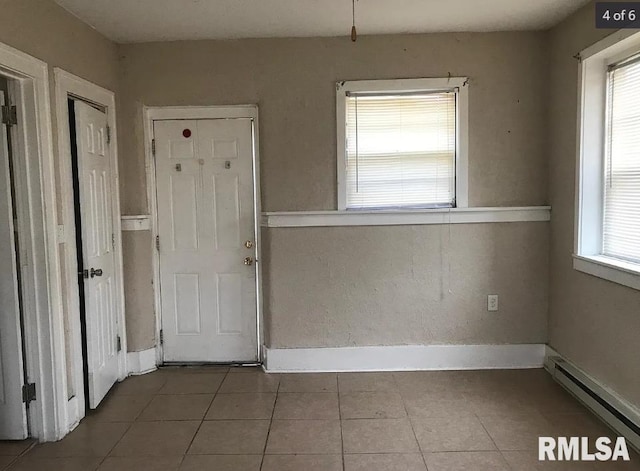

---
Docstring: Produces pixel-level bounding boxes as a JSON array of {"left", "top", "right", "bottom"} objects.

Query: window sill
[
  {"left": 573, "top": 254, "right": 640, "bottom": 291},
  {"left": 261, "top": 206, "right": 551, "bottom": 228}
]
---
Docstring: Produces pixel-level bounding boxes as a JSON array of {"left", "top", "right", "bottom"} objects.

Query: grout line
[
  {"left": 337, "top": 374, "right": 346, "bottom": 471},
  {"left": 179, "top": 367, "right": 230, "bottom": 466},
  {"left": 259, "top": 375, "right": 280, "bottom": 470}
]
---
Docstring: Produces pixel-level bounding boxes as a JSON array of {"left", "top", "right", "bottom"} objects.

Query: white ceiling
[{"left": 54, "top": 0, "right": 591, "bottom": 43}]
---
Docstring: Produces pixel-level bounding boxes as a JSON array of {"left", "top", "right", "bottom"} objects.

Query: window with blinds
[
  {"left": 345, "top": 91, "right": 456, "bottom": 210},
  {"left": 603, "top": 57, "right": 640, "bottom": 264}
]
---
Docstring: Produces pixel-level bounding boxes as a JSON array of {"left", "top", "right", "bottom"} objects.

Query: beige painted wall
[
  {"left": 118, "top": 32, "right": 548, "bottom": 214},
  {"left": 118, "top": 32, "right": 550, "bottom": 351},
  {"left": 548, "top": 2, "right": 640, "bottom": 408},
  {"left": 265, "top": 223, "right": 548, "bottom": 348}
]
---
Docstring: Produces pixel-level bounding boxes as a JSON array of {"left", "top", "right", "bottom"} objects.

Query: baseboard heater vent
[{"left": 550, "top": 357, "right": 640, "bottom": 452}]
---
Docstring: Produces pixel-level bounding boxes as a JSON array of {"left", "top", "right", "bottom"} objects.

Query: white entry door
[
  {"left": 0, "top": 90, "right": 28, "bottom": 439},
  {"left": 74, "top": 101, "right": 119, "bottom": 408},
  {"left": 155, "top": 118, "right": 258, "bottom": 362}
]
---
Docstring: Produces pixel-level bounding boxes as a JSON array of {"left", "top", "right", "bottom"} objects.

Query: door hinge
[
  {"left": 106, "top": 125, "right": 112, "bottom": 145},
  {"left": 22, "top": 383, "right": 36, "bottom": 405},
  {"left": 116, "top": 335, "right": 122, "bottom": 352},
  {"left": 151, "top": 139, "right": 156, "bottom": 156},
  {"left": 1, "top": 105, "right": 17, "bottom": 126},
  {"left": 159, "top": 329, "right": 164, "bottom": 345},
  {"left": 155, "top": 235, "right": 160, "bottom": 251},
  {"left": 112, "top": 233, "right": 116, "bottom": 250}
]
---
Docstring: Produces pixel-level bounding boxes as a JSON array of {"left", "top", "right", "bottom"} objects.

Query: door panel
[
  {"left": 155, "top": 118, "right": 257, "bottom": 362},
  {"left": 74, "top": 101, "right": 119, "bottom": 408},
  {"left": 0, "top": 90, "right": 28, "bottom": 439}
]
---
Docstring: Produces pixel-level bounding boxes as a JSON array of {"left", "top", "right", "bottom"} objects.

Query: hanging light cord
[{"left": 351, "top": 0, "right": 357, "bottom": 42}]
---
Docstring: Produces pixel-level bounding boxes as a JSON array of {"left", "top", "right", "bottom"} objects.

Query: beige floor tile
[
  {"left": 159, "top": 373, "right": 226, "bottom": 394},
  {"left": 542, "top": 412, "right": 615, "bottom": 439},
  {"left": 85, "top": 394, "right": 153, "bottom": 422},
  {"left": 97, "top": 456, "right": 183, "bottom": 471},
  {"left": 8, "top": 456, "right": 102, "bottom": 471},
  {"left": 402, "top": 390, "right": 475, "bottom": 418},
  {"left": 0, "top": 456, "right": 15, "bottom": 470},
  {"left": 114, "top": 372, "right": 167, "bottom": 395},
  {"left": 0, "top": 440, "right": 33, "bottom": 456},
  {"left": 340, "top": 391, "right": 406, "bottom": 419},
  {"left": 501, "top": 451, "right": 554, "bottom": 470},
  {"left": 179, "top": 454, "right": 262, "bottom": 471},
  {"left": 228, "top": 366, "right": 263, "bottom": 373},
  {"left": 465, "top": 389, "right": 540, "bottom": 416},
  {"left": 479, "top": 413, "right": 553, "bottom": 451},
  {"left": 138, "top": 394, "right": 213, "bottom": 421},
  {"left": 188, "top": 420, "right": 270, "bottom": 455},
  {"left": 342, "top": 418, "right": 419, "bottom": 454},
  {"left": 261, "top": 454, "right": 343, "bottom": 471},
  {"left": 338, "top": 372, "right": 398, "bottom": 392},
  {"left": 206, "top": 393, "right": 276, "bottom": 420},
  {"left": 393, "top": 371, "right": 472, "bottom": 394},
  {"left": 218, "top": 371, "right": 280, "bottom": 393},
  {"left": 411, "top": 416, "right": 496, "bottom": 452},
  {"left": 28, "top": 422, "right": 129, "bottom": 458},
  {"left": 160, "top": 365, "right": 229, "bottom": 375},
  {"left": 344, "top": 453, "right": 427, "bottom": 471},
  {"left": 424, "top": 451, "right": 510, "bottom": 471},
  {"left": 274, "top": 393, "right": 340, "bottom": 420},
  {"left": 279, "top": 373, "right": 338, "bottom": 392},
  {"left": 266, "top": 419, "right": 342, "bottom": 454},
  {"left": 110, "top": 421, "right": 199, "bottom": 456},
  {"left": 502, "top": 450, "right": 640, "bottom": 471}
]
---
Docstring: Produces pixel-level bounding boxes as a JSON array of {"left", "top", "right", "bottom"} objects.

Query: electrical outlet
[{"left": 487, "top": 294, "right": 499, "bottom": 312}]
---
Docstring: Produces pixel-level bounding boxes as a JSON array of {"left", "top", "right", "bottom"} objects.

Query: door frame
[
  {"left": 53, "top": 68, "right": 127, "bottom": 430},
  {"left": 143, "top": 106, "right": 264, "bottom": 364},
  {"left": 0, "top": 42, "right": 63, "bottom": 441}
]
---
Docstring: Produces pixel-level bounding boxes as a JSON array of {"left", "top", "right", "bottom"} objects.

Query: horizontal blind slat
[
  {"left": 346, "top": 93, "right": 456, "bottom": 209},
  {"left": 603, "top": 60, "right": 640, "bottom": 263}
]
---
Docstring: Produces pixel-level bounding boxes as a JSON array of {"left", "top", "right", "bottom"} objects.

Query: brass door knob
[{"left": 243, "top": 257, "right": 253, "bottom": 266}]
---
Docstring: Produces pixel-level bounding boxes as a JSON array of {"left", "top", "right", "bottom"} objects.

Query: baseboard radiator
[{"left": 548, "top": 357, "right": 640, "bottom": 452}]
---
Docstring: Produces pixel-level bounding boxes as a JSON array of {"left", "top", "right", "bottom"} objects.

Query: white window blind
[
  {"left": 345, "top": 91, "right": 456, "bottom": 210},
  {"left": 603, "top": 58, "right": 640, "bottom": 264}
]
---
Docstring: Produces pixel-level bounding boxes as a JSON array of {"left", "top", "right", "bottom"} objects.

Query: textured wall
[
  {"left": 118, "top": 32, "right": 548, "bottom": 214},
  {"left": 264, "top": 223, "right": 548, "bottom": 348},
  {"left": 117, "top": 32, "right": 550, "bottom": 351},
  {"left": 122, "top": 231, "right": 156, "bottom": 351},
  {"left": 548, "top": 2, "right": 640, "bottom": 408}
]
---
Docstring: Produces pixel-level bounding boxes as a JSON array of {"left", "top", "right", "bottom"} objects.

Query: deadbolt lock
[
  {"left": 243, "top": 256, "right": 254, "bottom": 266},
  {"left": 244, "top": 240, "right": 254, "bottom": 249}
]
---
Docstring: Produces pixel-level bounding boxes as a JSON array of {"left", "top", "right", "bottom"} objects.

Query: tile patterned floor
[{"left": 1, "top": 367, "right": 639, "bottom": 470}]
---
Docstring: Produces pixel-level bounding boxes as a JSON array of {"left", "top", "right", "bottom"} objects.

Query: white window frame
[
  {"left": 575, "top": 31, "right": 640, "bottom": 291},
  {"left": 336, "top": 77, "right": 468, "bottom": 211}
]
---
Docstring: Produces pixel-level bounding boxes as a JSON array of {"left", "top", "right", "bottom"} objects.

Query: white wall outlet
[{"left": 487, "top": 294, "right": 499, "bottom": 312}]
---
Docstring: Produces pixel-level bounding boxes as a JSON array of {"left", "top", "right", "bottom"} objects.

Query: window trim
[
  {"left": 575, "top": 31, "right": 640, "bottom": 290},
  {"left": 336, "top": 77, "right": 468, "bottom": 211}
]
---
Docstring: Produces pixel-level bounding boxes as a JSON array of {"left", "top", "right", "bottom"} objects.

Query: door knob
[
  {"left": 90, "top": 268, "right": 103, "bottom": 278},
  {"left": 243, "top": 257, "right": 253, "bottom": 266}
]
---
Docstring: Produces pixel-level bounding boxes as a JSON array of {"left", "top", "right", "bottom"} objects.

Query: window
[
  {"left": 337, "top": 78, "right": 468, "bottom": 211},
  {"left": 603, "top": 57, "right": 640, "bottom": 263},
  {"left": 575, "top": 31, "right": 640, "bottom": 290}
]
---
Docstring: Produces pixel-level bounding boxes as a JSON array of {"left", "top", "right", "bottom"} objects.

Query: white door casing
[
  {"left": 0, "top": 90, "right": 28, "bottom": 439},
  {"left": 155, "top": 118, "right": 258, "bottom": 362},
  {"left": 74, "top": 101, "right": 119, "bottom": 408}
]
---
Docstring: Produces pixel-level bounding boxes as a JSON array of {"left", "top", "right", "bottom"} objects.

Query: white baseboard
[
  {"left": 263, "top": 344, "right": 546, "bottom": 373},
  {"left": 127, "top": 348, "right": 157, "bottom": 375}
]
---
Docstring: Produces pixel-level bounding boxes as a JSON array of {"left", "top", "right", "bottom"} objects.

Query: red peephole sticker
[{"left": 183, "top": 129, "right": 192, "bottom": 138}]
